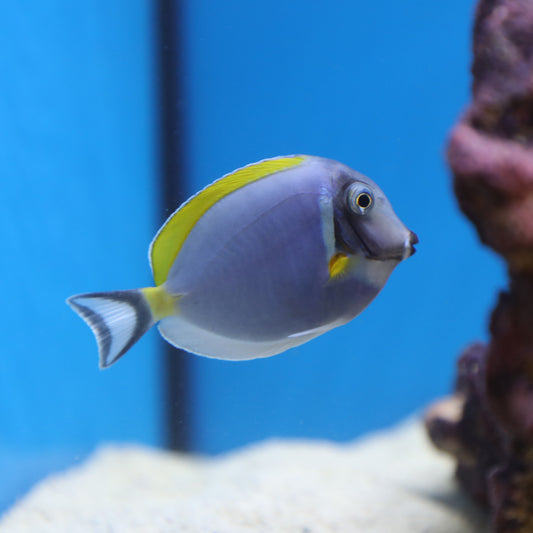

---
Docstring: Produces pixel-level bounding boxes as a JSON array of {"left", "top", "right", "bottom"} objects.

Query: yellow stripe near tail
[{"left": 141, "top": 286, "right": 180, "bottom": 321}]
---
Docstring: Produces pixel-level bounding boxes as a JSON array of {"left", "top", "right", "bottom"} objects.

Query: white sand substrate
[{"left": 0, "top": 419, "right": 488, "bottom": 533}]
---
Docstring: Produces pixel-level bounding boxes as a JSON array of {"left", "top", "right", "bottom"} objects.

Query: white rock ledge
[{"left": 0, "top": 420, "right": 488, "bottom": 533}]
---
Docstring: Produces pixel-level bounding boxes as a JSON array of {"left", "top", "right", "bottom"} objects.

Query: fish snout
[{"left": 403, "top": 231, "right": 418, "bottom": 259}]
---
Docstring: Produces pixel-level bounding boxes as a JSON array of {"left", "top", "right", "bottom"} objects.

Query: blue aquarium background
[{"left": 0, "top": 0, "right": 503, "bottom": 513}]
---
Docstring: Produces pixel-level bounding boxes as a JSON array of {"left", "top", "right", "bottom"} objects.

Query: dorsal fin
[{"left": 149, "top": 155, "right": 306, "bottom": 286}]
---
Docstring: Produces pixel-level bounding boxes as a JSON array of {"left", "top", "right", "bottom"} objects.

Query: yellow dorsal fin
[{"left": 150, "top": 155, "right": 306, "bottom": 286}]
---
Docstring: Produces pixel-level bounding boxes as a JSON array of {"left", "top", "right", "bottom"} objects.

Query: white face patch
[{"left": 318, "top": 186, "right": 335, "bottom": 260}]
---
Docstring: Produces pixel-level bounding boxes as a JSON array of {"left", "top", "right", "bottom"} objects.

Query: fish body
[{"left": 68, "top": 155, "right": 417, "bottom": 368}]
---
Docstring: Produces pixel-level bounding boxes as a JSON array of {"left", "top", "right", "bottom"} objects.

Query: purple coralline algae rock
[{"left": 425, "top": 0, "right": 533, "bottom": 531}]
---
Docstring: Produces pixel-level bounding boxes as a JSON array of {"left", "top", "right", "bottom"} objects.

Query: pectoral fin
[{"left": 328, "top": 252, "right": 350, "bottom": 279}]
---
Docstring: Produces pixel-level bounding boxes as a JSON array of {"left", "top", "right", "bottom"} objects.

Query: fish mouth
[{"left": 403, "top": 231, "right": 418, "bottom": 260}]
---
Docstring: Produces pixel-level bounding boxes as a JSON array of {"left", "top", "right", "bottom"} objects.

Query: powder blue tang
[{"left": 67, "top": 155, "right": 418, "bottom": 368}]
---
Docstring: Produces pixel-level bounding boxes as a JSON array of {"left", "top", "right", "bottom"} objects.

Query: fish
[{"left": 67, "top": 155, "right": 418, "bottom": 368}]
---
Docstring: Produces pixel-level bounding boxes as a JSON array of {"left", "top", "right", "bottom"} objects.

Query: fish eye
[
  {"left": 356, "top": 193, "right": 372, "bottom": 209},
  {"left": 347, "top": 185, "right": 374, "bottom": 215}
]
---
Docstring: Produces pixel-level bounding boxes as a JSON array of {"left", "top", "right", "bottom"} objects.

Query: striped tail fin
[{"left": 67, "top": 290, "right": 155, "bottom": 369}]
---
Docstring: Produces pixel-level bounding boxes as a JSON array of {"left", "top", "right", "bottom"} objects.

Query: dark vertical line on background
[{"left": 155, "top": 0, "right": 190, "bottom": 451}]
